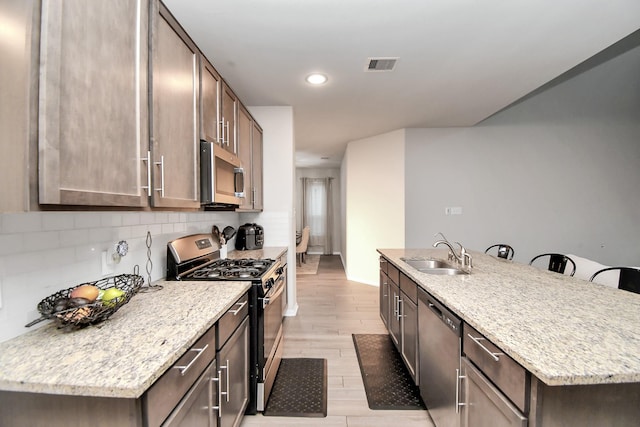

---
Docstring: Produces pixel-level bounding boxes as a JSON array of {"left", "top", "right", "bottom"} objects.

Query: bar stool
[
  {"left": 485, "top": 244, "right": 514, "bottom": 260},
  {"left": 590, "top": 267, "right": 640, "bottom": 294},
  {"left": 529, "top": 253, "right": 576, "bottom": 276}
]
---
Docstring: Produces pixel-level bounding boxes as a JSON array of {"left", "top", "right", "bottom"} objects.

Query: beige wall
[
  {"left": 244, "top": 106, "right": 298, "bottom": 316},
  {"left": 342, "top": 129, "right": 405, "bottom": 285}
]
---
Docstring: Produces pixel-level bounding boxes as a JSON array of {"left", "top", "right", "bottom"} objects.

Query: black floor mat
[
  {"left": 263, "top": 358, "right": 327, "bottom": 417},
  {"left": 353, "top": 334, "right": 426, "bottom": 410}
]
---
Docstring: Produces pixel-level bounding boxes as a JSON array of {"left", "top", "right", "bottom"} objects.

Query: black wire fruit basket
[{"left": 25, "top": 274, "right": 144, "bottom": 329}]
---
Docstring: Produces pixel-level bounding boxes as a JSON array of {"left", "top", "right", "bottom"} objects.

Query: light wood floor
[{"left": 241, "top": 256, "right": 434, "bottom": 427}]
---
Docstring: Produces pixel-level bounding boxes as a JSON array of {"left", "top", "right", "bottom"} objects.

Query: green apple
[{"left": 101, "top": 287, "right": 125, "bottom": 307}]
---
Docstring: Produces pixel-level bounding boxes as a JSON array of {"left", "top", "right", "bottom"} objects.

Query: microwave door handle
[{"left": 234, "top": 167, "right": 245, "bottom": 197}]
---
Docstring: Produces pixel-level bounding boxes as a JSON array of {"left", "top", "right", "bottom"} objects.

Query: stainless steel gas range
[{"left": 166, "top": 234, "right": 286, "bottom": 414}]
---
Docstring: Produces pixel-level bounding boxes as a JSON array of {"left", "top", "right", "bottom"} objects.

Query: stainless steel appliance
[
  {"left": 166, "top": 233, "right": 286, "bottom": 414},
  {"left": 235, "top": 223, "right": 264, "bottom": 250},
  {"left": 418, "top": 288, "right": 462, "bottom": 427},
  {"left": 200, "top": 140, "right": 245, "bottom": 207}
]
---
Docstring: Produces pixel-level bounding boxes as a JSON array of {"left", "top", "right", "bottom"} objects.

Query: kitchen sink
[{"left": 401, "top": 257, "right": 469, "bottom": 275}]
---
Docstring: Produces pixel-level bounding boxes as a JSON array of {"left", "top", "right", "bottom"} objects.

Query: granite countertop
[
  {"left": 378, "top": 248, "right": 640, "bottom": 387},
  {"left": 0, "top": 280, "right": 250, "bottom": 398},
  {"left": 229, "top": 247, "right": 287, "bottom": 261}
]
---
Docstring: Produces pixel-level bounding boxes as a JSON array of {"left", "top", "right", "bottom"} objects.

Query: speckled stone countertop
[
  {"left": 379, "top": 248, "right": 640, "bottom": 387},
  {"left": 229, "top": 247, "right": 287, "bottom": 261},
  {"left": 0, "top": 280, "right": 250, "bottom": 398}
]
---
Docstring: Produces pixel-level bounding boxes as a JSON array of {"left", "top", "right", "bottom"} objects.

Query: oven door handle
[{"left": 261, "top": 279, "right": 285, "bottom": 308}]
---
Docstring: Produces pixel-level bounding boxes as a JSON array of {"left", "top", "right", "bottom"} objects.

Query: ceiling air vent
[{"left": 366, "top": 57, "right": 398, "bottom": 72}]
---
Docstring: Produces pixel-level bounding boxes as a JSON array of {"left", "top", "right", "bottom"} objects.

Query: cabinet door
[
  {"left": 220, "top": 83, "right": 237, "bottom": 154},
  {"left": 201, "top": 57, "right": 221, "bottom": 144},
  {"left": 151, "top": 2, "right": 200, "bottom": 208},
  {"left": 163, "top": 362, "right": 215, "bottom": 427},
  {"left": 379, "top": 270, "right": 389, "bottom": 327},
  {"left": 217, "top": 317, "right": 249, "bottom": 427},
  {"left": 250, "top": 122, "right": 263, "bottom": 211},
  {"left": 389, "top": 282, "right": 401, "bottom": 347},
  {"left": 38, "top": 0, "right": 150, "bottom": 207},
  {"left": 461, "top": 357, "right": 527, "bottom": 427},
  {"left": 401, "top": 292, "right": 418, "bottom": 383},
  {"left": 236, "top": 105, "right": 253, "bottom": 210}
]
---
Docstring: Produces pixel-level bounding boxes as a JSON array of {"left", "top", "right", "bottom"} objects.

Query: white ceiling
[{"left": 163, "top": 0, "right": 640, "bottom": 168}]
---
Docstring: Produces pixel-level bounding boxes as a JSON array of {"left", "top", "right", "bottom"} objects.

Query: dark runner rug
[
  {"left": 352, "top": 334, "right": 426, "bottom": 410},
  {"left": 263, "top": 358, "right": 327, "bottom": 417}
]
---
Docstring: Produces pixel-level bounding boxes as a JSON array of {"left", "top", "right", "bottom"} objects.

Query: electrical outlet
[
  {"left": 451, "top": 207, "right": 463, "bottom": 215},
  {"left": 101, "top": 251, "right": 115, "bottom": 275},
  {"left": 445, "top": 207, "right": 463, "bottom": 215}
]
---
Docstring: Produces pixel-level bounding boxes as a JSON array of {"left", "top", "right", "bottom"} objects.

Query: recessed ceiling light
[{"left": 306, "top": 73, "right": 328, "bottom": 85}]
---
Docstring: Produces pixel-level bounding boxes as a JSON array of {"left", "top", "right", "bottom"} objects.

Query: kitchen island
[{"left": 379, "top": 248, "right": 640, "bottom": 427}]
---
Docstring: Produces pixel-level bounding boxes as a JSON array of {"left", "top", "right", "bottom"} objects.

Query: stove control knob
[
  {"left": 276, "top": 267, "right": 285, "bottom": 275},
  {"left": 265, "top": 278, "right": 275, "bottom": 289}
]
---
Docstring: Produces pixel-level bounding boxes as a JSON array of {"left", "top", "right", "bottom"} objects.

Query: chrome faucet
[{"left": 432, "top": 232, "right": 473, "bottom": 271}]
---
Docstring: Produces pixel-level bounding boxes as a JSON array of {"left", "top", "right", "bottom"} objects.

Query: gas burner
[{"left": 183, "top": 258, "right": 275, "bottom": 281}]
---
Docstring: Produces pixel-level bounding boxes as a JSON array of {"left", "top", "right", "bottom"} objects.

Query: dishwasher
[{"left": 418, "top": 288, "right": 462, "bottom": 427}]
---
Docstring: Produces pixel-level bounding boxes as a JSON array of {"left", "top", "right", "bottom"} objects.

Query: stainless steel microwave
[{"left": 200, "top": 140, "right": 245, "bottom": 206}]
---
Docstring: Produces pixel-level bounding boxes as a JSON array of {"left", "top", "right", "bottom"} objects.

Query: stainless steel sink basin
[{"left": 401, "top": 257, "right": 469, "bottom": 275}]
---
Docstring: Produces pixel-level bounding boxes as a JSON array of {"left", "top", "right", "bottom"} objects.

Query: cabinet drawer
[
  {"left": 463, "top": 324, "right": 529, "bottom": 413},
  {"left": 217, "top": 293, "right": 249, "bottom": 350},
  {"left": 399, "top": 273, "right": 417, "bottom": 304},
  {"left": 387, "top": 262, "right": 400, "bottom": 285},
  {"left": 379, "top": 256, "right": 388, "bottom": 274},
  {"left": 144, "top": 323, "right": 217, "bottom": 427}
]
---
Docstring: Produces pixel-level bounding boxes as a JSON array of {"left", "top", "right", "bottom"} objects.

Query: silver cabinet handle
[
  {"left": 393, "top": 295, "right": 399, "bottom": 318},
  {"left": 467, "top": 334, "right": 503, "bottom": 362},
  {"left": 218, "top": 118, "right": 225, "bottom": 144},
  {"left": 154, "top": 155, "right": 165, "bottom": 197},
  {"left": 173, "top": 344, "right": 209, "bottom": 376},
  {"left": 212, "top": 370, "right": 222, "bottom": 416},
  {"left": 141, "top": 150, "right": 151, "bottom": 196},
  {"left": 229, "top": 300, "right": 247, "bottom": 315},
  {"left": 225, "top": 120, "right": 230, "bottom": 147},
  {"left": 219, "top": 119, "right": 229, "bottom": 146},
  {"left": 456, "top": 368, "right": 466, "bottom": 413},
  {"left": 398, "top": 298, "right": 404, "bottom": 319},
  {"left": 219, "top": 360, "right": 230, "bottom": 402},
  {"left": 225, "top": 359, "right": 230, "bottom": 402}
]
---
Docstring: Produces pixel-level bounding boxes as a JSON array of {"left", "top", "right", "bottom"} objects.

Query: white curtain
[{"left": 300, "top": 177, "right": 333, "bottom": 255}]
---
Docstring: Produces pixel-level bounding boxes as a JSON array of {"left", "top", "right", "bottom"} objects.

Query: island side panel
[
  {"left": 0, "top": 391, "right": 143, "bottom": 427},
  {"left": 529, "top": 377, "right": 640, "bottom": 427}
]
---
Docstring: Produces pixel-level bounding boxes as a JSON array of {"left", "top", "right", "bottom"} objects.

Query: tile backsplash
[{"left": 0, "top": 211, "right": 241, "bottom": 343}]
